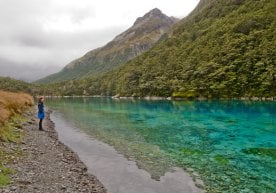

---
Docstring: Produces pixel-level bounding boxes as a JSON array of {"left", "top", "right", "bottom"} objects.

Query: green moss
[
  {"left": 0, "top": 165, "right": 15, "bottom": 187},
  {"left": 242, "top": 148, "right": 276, "bottom": 159},
  {"left": 214, "top": 155, "right": 229, "bottom": 165},
  {"left": 180, "top": 147, "right": 204, "bottom": 155}
]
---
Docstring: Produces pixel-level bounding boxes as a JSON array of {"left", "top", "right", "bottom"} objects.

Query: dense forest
[{"left": 1, "top": 0, "right": 276, "bottom": 99}]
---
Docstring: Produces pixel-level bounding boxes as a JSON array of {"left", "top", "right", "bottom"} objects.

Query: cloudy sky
[{"left": 0, "top": 0, "right": 199, "bottom": 82}]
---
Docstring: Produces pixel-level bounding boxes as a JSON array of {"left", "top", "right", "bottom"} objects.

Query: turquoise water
[{"left": 47, "top": 98, "right": 276, "bottom": 193}]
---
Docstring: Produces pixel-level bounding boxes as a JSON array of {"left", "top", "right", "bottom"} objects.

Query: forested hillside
[
  {"left": 47, "top": 0, "right": 275, "bottom": 98},
  {"left": 0, "top": 77, "right": 36, "bottom": 94},
  {"left": 36, "top": 8, "right": 178, "bottom": 84}
]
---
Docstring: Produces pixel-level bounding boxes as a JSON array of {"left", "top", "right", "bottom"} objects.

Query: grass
[
  {"left": 0, "top": 90, "right": 33, "bottom": 126},
  {"left": 0, "top": 165, "right": 15, "bottom": 186},
  {"left": 0, "top": 90, "right": 33, "bottom": 187},
  {"left": 0, "top": 116, "right": 27, "bottom": 187},
  {"left": 0, "top": 115, "right": 26, "bottom": 143}
]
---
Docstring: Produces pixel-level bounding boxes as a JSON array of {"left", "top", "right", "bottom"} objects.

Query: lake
[{"left": 47, "top": 97, "right": 276, "bottom": 193}]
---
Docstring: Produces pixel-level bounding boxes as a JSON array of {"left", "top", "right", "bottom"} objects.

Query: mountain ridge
[
  {"left": 44, "top": 0, "right": 275, "bottom": 99},
  {"left": 36, "top": 8, "right": 178, "bottom": 83}
]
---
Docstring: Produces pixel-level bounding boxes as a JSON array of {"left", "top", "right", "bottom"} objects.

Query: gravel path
[{"left": 0, "top": 109, "right": 106, "bottom": 193}]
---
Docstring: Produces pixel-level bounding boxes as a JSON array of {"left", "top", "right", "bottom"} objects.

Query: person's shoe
[{"left": 39, "top": 128, "right": 45, "bottom": 131}]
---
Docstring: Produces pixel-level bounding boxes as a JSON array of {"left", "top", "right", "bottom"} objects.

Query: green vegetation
[
  {"left": 0, "top": 77, "right": 34, "bottom": 94},
  {"left": 42, "top": 0, "right": 275, "bottom": 98},
  {"left": 243, "top": 147, "right": 276, "bottom": 159},
  {"left": 0, "top": 115, "right": 25, "bottom": 143},
  {"left": 180, "top": 147, "right": 204, "bottom": 155},
  {"left": 214, "top": 155, "right": 229, "bottom": 165},
  {"left": 0, "top": 115, "right": 26, "bottom": 187},
  {"left": 0, "top": 165, "right": 15, "bottom": 186},
  {"left": 36, "top": 8, "right": 177, "bottom": 83},
  {"left": 0, "top": 91, "right": 33, "bottom": 187}
]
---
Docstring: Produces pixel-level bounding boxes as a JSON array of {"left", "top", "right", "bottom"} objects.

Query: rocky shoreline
[
  {"left": 0, "top": 109, "right": 106, "bottom": 193},
  {"left": 44, "top": 95, "right": 276, "bottom": 101}
]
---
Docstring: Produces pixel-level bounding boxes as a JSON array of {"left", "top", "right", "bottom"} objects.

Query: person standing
[{"left": 37, "top": 96, "right": 45, "bottom": 131}]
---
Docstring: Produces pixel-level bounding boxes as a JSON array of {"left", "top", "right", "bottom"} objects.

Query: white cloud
[{"left": 0, "top": 0, "right": 200, "bottom": 81}]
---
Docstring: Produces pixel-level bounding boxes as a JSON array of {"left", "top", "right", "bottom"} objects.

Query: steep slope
[
  {"left": 57, "top": 0, "right": 275, "bottom": 98},
  {"left": 36, "top": 8, "right": 178, "bottom": 83}
]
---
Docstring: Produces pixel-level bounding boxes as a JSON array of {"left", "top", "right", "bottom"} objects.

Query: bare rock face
[{"left": 37, "top": 8, "right": 178, "bottom": 83}]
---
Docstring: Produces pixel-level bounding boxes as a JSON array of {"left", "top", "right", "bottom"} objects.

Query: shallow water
[
  {"left": 47, "top": 98, "right": 276, "bottom": 193},
  {"left": 51, "top": 111, "right": 203, "bottom": 193}
]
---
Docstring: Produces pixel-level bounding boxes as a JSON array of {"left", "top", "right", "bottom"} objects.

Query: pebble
[
  {"left": 10, "top": 186, "right": 17, "bottom": 191},
  {"left": 0, "top": 110, "right": 106, "bottom": 193}
]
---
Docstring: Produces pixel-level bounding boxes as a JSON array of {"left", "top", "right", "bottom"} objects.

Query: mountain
[
  {"left": 52, "top": 0, "right": 274, "bottom": 98},
  {"left": 36, "top": 8, "right": 178, "bottom": 83}
]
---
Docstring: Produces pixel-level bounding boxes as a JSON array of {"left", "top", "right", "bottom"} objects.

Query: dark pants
[{"left": 39, "top": 118, "right": 43, "bottom": 130}]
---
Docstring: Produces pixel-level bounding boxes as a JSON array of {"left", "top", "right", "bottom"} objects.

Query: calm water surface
[{"left": 47, "top": 98, "right": 276, "bottom": 193}]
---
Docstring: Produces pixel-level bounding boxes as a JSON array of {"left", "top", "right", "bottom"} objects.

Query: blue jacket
[{"left": 37, "top": 102, "right": 45, "bottom": 119}]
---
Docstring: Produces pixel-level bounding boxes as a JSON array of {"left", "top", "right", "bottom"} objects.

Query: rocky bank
[{"left": 0, "top": 109, "right": 106, "bottom": 193}]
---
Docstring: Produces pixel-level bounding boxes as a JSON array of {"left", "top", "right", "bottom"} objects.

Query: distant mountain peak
[
  {"left": 133, "top": 8, "right": 170, "bottom": 26},
  {"left": 112, "top": 8, "right": 177, "bottom": 43},
  {"left": 146, "top": 8, "right": 163, "bottom": 16},
  {"left": 36, "top": 8, "right": 178, "bottom": 83}
]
